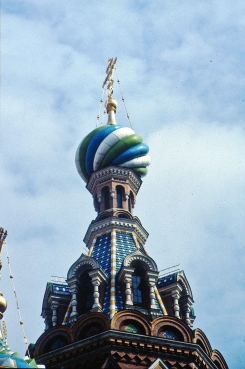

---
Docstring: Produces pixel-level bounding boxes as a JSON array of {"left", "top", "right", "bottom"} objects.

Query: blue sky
[{"left": 1, "top": 1, "right": 245, "bottom": 367}]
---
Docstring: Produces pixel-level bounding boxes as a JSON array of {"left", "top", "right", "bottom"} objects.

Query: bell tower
[{"left": 33, "top": 59, "right": 228, "bottom": 369}]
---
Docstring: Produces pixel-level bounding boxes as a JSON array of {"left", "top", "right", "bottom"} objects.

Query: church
[{"left": 32, "top": 59, "right": 228, "bottom": 369}]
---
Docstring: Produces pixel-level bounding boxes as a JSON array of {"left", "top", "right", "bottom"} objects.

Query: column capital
[
  {"left": 88, "top": 268, "right": 108, "bottom": 285},
  {"left": 118, "top": 266, "right": 134, "bottom": 284}
]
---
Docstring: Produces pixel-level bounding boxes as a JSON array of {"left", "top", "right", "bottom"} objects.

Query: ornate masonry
[{"left": 33, "top": 59, "right": 228, "bottom": 369}]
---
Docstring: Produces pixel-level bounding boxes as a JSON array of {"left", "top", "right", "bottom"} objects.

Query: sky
[{"left": 1, "top": 1, "right": 245, "bottom": 367}]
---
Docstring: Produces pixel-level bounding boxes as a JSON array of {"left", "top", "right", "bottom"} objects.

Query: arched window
[
  {"left": 120, "top": 319, "right": 145, "bottom": 335},
  {"left": 116, "top": 186, "right": 123, "bottom": 208},
  {"left": 157, "top": 326, "right": 183, "bottom": 341},
  {"left": 44, "top": 335, "right": 68, "bottom": 353},
  {"left": 78, "top": 322, "right": 103, "bottom": 340},
  {"left": 132, "top": 267, "right": 148, "bottom": 307},
  {"left": 78, "top": 273, "right": 94, "bottom": 314},
  {"left": 102, "top": 187, "right": 110, "bottom": 210}
]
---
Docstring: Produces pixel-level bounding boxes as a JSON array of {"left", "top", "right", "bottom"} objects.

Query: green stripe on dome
[
  {"left": 100, "top": 134, "right": 143, "bottom": 169},
  {"left": 133, "top": 167, "right": 148, "bottom": 177},
  {"left": 77, "top": 126, "right": 105, "bottom": 180}
]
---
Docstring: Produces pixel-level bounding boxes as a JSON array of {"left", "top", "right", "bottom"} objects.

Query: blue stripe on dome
[
  {"left": 112, "top": 143, "right": 149, "bottom": 165},
  {"left": 85, "top": 125, "right": 121, "bottom": 175}
]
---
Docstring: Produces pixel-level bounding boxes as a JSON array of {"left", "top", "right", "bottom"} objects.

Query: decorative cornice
[
  {"left": 35, "top": 329, "right": 222, "bottom": 369},
  {"left": 67, "top": 255, "right": 100, "bottom": 280},
  {"left": 83, "top": 217, "right": 149, "bottom": 247},
  {"left": 123, "top": 250, "right": 158, "bottom": 271},
  {"left": 86, "top": 166, "right": 142, "bottom": 195}
]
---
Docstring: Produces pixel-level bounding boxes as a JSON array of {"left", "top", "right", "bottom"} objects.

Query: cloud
[
  {"left": 1, "top": 1, "right": 245, "bottom": 367},
  {"left": 137, "top": 121, "right": 245, "bottom": 363}
]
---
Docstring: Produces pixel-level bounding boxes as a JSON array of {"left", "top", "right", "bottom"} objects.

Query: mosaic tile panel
[
  {"left": 91, "top": 233, "right": 111, "bottom": 277},
  {"left": 157, "top": 272, "right": 178, "bottom": 288},
  {"left": 115, "top": 231, "right": 137, "bottom": 271},
  {"left": 51, "top": 283, "right": 71, "bottom": 296}
]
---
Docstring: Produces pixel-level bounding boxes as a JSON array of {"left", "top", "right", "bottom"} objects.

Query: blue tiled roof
[
  {"left": 91, "top": 231, "right": 138, "bottom": 316},
  {"left": 116, "top": 232, "right": 137, "bottom": 271},
  {"left": 90, "top": 230, "right": 163, "bottom": 317},
  {"left": 91, "top": 233, "right": 112, "bottom": 315},
  {"left": 91, "top": 233, "right": 111, "bottom": 277},
  {"left": 50, "top": 283, "right": 71, "bottom": 296},
  {"left": 157, "top": 272, "right": 178, "bottom": 287}
]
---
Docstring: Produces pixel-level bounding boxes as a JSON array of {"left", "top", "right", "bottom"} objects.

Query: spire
[{"left": 103, "top": 58, "right": 118, "bottom": 125}]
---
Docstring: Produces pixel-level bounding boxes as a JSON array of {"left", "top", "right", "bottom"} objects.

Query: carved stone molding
[
  {"left": 84, "top": 217, "right": 149, "bottom": 247},
  {"left": 87, "top": 166, "right": 142, "bottom": 195},
  {"left": 123, "top": 250, "right": 158, "bottom": 271}
]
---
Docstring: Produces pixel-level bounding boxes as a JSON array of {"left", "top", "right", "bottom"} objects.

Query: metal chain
[
  {"left": 5, "top": 243, "right": 29, "bottom": 355},
  {"left": 115, "top": 68, "right": 133, "bottom": 129},
  {"left": 96, "top": 88, "right": 105, "bottom": 127}
]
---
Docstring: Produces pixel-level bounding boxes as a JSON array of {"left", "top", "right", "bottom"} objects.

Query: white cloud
[{"left": 1, "top": 1, "right": 245, "bottom": 367}]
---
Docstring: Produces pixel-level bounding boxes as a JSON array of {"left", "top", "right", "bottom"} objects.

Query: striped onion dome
[{"left": 75, "top": 124, "right": 151, "bottom": 182}]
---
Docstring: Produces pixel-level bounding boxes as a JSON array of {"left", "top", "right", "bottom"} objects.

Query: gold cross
[{"left": 102, "top": 57, "right": 117, "bottom": 96}]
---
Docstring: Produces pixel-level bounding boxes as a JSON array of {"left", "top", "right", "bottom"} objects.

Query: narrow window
[
  {"left": 128, "top": 191, "right": 134, "bottom": 213},
  {"left": 116, "top": 186, "right": 123, "bottom": 208},
  {"left": 80, "top": 273, "right": 94, "bottom": 313},
  {"left": 102, "top": 187, "right": 110, "bottom": 210},
  {"left": 132, "top": 267, "right": 149, "bottom": 309},
  {"left": 132, "top": 273, "right": 142, "bottom": 305}
]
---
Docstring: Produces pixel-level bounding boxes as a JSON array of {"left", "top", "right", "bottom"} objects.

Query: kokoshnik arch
[{"left": 33, "top": 59, "right": 229, "bottom": 369}]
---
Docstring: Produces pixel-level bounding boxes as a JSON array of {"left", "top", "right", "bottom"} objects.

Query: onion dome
[
  {"left": 75, "top": 97, "right": 150, "bottom": 183},
  {"left": 0, "top": 293, "right": 7, "bottom": 315},
  {"left": 0, "top": 339, "right": 39, "bottom": 368}
]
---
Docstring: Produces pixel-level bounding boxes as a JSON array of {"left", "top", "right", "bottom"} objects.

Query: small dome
[
  {"left": 75, "top": 124, "right": 150, "bottom": 182},
  {"left": 0, "top": 292, "right": 7, "bottom": 315}
]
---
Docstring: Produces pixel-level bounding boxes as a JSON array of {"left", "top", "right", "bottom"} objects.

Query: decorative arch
[
  {"left": 67, "top": 255, "right": 107, "bottom": 318},
  {"left": 67, "top": 254, "right": 99, "bottom": 280},
  {"left": 113, "top": 209, "right": 133, "bottom": 219},
  {"left": 118, "top": 250, "right": 159, "bottom": 313},
  {"left": 211, "top": 350, "right": 229, "bottom": 369},
  {"left": 111, "top": 310, "right": 151, "bottom": 335},
  {"left": 193, "top": 328, "right": 212, "bottom": 357},
  {"left": 33, "top": 326, "right": 72, "bottom": 356},
  {"left": 96, "top": 212, "right": 112, "bottom": 222},
  {"left": 73, "top": 312, "right": 110, "bottom": 341},
  {"left": 151, "top": 316, "right": 193, "bottom": 342},
  {"left": 123, "top": 250, "right": 158, "bottom": 271},
  {"left": 177, "top": 271, "right": 193, "bottom": 299}
]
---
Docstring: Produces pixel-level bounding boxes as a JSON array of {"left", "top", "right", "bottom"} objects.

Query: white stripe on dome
[
  {"left": 118, "top": 154, "right": 151, "bottom": 168},
  {"left": 75, "top": 143, "right": 87, "bottom": 182},
  {"left": 93, "top": 127, "right": 134, "bottom": 171}
]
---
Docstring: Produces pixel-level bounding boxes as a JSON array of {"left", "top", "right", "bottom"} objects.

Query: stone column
[
  {"left": 69, "top": 285, "right": 78, "bottom": 322},
  {"left": 51, "top": 302, "right": 59, "bottom": 327},
  {"left": 118, "top": 267, "right": 134, "bottom": 308},
  {"left": 89, "top": 269, "right": 108, "bottom": 312},
  {"left": 110, "top": 188, "right": 116, "bottom": 208},
  {"left": 181, "top": 296, "right": 193, "bottom": 327},
  {"left": 172, "top": 290, "right": 181, "bottom": 318},
  {"left": 43, "top": 310, "right": 52, "bottom": 331},
  {"left": 125, "top": 276, "right": 133, "bottom": 305},
  {"left": 147, "top": 271, "right": 159, "bottom": 311},
  {"left": 124, "top": 192, "right": 130, "bottom": 212}
]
